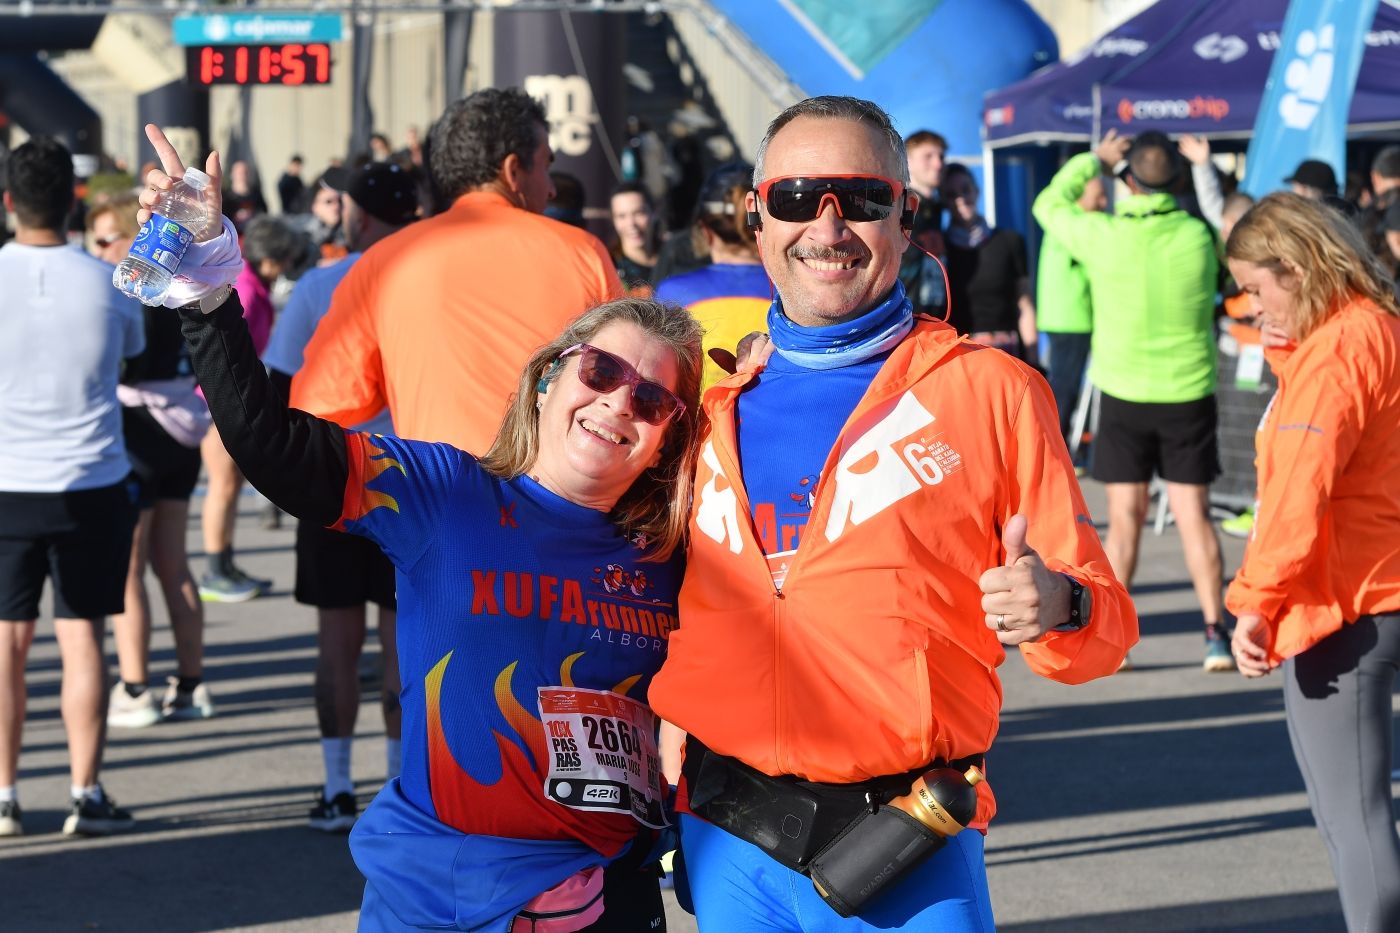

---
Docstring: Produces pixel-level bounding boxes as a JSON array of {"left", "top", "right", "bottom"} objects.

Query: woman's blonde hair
[
  {"left": 86, "top": 193, "right": 141, "bottom": 239},
  {"left": 478, "top": 297, "right": 705, "bottom": 562},
  {"left": 1226, "top": 192, "right": 1400, "bottom": 340}
]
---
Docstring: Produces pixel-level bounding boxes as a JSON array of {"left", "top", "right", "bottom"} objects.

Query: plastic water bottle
[{"left": 112, "top": 167, "right": 213, "bottom": 306}]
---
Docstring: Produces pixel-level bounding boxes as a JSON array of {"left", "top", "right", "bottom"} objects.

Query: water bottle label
[{"left": 129, "top": 213, "right": 194, "bottom": 275}]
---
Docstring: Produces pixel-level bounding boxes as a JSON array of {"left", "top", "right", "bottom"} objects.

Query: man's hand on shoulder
[{"left": 978, "top": 514, "right": 1071, "bottom": 645}]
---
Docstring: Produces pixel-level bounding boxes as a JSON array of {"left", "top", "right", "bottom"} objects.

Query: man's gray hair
[{"left": 753, "top": 96, "right": 910, "bottom": 187}]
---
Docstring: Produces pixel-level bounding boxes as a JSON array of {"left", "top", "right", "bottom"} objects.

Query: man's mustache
[{"left": 787, "top": 245, "right": 866, "bottom": 263}]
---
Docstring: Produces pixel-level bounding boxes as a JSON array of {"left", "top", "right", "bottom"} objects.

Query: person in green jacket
[
  {"left": 1037, "top": 174, "right": 1106, "bottom": 444},
  {"left": 1033, "top": 129, "right": 1230, "bottom": 673}
]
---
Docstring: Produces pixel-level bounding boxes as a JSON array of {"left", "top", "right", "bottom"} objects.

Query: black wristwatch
[{"left": 1053, "top": 574, "right": 1092, "bottom": 633}]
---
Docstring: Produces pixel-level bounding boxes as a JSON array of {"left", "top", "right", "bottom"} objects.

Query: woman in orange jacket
[{"left": 1225, "top": 192, "right": 1400, "bottom": 933}]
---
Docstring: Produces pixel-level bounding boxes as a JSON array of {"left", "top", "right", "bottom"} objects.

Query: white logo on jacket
[
  {"left": 824, "top": 392, "right": 954, "bottom": 542},
  {"left": 696, "top": 441, "right": 744, "bottom": 553}
]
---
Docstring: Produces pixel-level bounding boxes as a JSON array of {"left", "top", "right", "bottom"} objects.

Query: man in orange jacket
[
  {"left": 648, "top": 96, "right": 1137, "bottom": 931},
  {"left": 291, "top": 88, "right": 623, "bottom": 454}
]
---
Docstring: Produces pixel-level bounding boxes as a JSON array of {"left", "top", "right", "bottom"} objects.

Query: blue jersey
[
  {"left": 335, "top": 432, "right": 682, "bottom": 855},
  {"left": 737, "top": 350, "right": 889, "bottom": 587}
]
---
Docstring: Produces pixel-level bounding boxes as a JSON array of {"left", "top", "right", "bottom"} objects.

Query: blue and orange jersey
[
  {"left": 655, "top": 263, "right": 770, "bottom": 390},
  {"left": 334, "top": 432, "right": 683, "bottom": 858}
]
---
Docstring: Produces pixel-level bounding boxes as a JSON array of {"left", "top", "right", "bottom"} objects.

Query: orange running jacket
[
  {"left": 1225, "top": 298, "right": 1400, "bottom": 665},
  {"left": 649, "top": 319, "right": 1137, "bottom": 827}
]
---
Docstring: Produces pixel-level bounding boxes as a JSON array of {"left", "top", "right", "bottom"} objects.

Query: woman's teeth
[{"left": 581, "top": 420, "right": 625, "bottom": 444}]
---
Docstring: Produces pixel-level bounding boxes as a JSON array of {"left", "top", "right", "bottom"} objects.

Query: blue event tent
[
  {"left": 983, "top": 0, "right": 1400, "bottom": 148},
  {"left": 704, "top": 0, "right": 1059, "bottom": 161}
]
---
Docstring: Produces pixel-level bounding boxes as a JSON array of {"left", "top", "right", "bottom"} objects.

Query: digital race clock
[{"left": 187, "top": 43, "right": 333, "bottom": 86}]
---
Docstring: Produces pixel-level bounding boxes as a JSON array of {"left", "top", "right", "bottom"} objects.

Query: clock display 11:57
[{"left": 190, "top": 43, "right": 333, "bottom": 86}]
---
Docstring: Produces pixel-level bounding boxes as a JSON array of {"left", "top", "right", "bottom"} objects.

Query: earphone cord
[{"left": 902, "top": 227, "right": 953, "bottom": 324}]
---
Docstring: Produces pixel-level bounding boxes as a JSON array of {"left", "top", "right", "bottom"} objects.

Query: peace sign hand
[{"left": 136, "top": 123, "right": 223, "bottom": 240}]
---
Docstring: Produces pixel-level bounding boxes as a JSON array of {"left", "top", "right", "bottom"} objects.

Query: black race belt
[{"left": 682, "top": 738, "right": 984, "bottom": 874}]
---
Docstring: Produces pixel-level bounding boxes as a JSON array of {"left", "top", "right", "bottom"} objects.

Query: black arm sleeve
[
  {"left": 268, "top": 368, "right": 293, "bottom": 409},
  {"left": 179, "top": 293, "right": 349, "bottom": 527}
]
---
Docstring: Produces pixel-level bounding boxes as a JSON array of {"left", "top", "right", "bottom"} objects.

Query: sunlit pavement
[{"left": 5, "top": 482, "right": 1377, "bottom": 932}]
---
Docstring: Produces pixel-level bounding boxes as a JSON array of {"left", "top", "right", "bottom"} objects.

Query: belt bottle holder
[{"left": 808, "top": 765, "right": 984, "bottom": 917}]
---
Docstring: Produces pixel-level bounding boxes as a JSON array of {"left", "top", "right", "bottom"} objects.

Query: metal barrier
[{"left": 1213, "top": 329, "right": 1276, "bottom": 514}]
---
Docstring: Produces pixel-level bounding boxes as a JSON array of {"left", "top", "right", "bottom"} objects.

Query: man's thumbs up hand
[{"left": 978, "top": 514, "right": 1072, "bottom": 645}]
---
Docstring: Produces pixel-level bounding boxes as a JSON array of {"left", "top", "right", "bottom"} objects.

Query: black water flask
[{"left": 808, "top": 765, "right": 984, "bottom": 917}]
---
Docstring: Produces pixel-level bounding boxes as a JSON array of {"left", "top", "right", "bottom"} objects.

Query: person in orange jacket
[
  {"left": 1226, "top": 192, "right": 1400, "bottom": 933},
  {"left": 647, "top": 95, "right": 1137, "bottom": 932}
]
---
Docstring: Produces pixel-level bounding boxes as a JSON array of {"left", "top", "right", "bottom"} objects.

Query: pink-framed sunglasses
[{"left": 556, "top": 344, "right": 686, "bottom": 426}]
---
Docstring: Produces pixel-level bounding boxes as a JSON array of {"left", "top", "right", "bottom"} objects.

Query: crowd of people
[{"left": 0, "top": 82, "right": 1396, "bottom": 933}]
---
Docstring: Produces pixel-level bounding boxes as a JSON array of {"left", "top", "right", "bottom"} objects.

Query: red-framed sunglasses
[
  {"left": 755, "top": 174, "right": 905, "bottom": 223},
  {"left": 556, "top": 344, "right": 686, "bottom": 426}
]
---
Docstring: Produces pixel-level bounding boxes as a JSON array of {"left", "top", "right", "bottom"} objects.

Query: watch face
[{"left": 1073, "top": 582, "right": 1091, "bottom": 627}]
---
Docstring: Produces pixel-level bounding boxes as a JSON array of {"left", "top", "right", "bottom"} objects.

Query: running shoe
[
  {"left": 0, "top": 800, "right": 21, "bottom": 837},
  {"left": 307, "top": 791, "right": 358, "bottom": 833},
  {"left": 228, "top": 563, "right": 274, "bottom": 596},
  {"left": 62, "top": 788, "right": 134, "bottom": 837},
  {"left": 107, "top": 682, "right": 162, "bottom": 729},
  {"left": 1204, "top": 622, "right": 1236, "bottom": 672},
  {"left": 161, "top": 677, "right": 216, "bottom": 721},
  {"left": 198, "top": 571, "right": 261, "bottom": 603},
  {"left": 1220, "top": 508, "right": 1255, "bottom": 539}
]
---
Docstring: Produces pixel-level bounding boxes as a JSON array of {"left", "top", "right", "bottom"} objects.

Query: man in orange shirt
[
  {"left": 648, "top": 96, "right": 1136, "bottom": 931},
  {"left": 292, "top": 88, "right": 623, "bottom": 452}
]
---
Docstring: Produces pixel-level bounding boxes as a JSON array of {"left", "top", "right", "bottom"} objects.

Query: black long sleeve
[{"left": 179, "top": 292, "right": 348, "bottom": 527}]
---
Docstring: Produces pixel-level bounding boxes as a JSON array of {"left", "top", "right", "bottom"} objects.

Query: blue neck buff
[{"left": 768, "top": 280, "right": 913, "bottom": 370}]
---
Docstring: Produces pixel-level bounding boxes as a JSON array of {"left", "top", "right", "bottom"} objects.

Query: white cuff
[{"left": 161, "top": 216, "right": 244, "bottom": 309}]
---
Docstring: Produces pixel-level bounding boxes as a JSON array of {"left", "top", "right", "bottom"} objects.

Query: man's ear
[
  {"left": 901, "top": 189, "right": 920, "bottom": 229},
  {"left": 1, "top": 191, "right": 12, "bottom": 213},
  {"left": 745, "top": 189, "right": 762, "bottom": 230},
  {"left": 501, "top": 152, "right": 523, "bottom": 198}
]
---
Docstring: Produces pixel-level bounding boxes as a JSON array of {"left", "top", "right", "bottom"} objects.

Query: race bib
[{"left": 538, "top": 686, "right": 668, "bottom": 828}]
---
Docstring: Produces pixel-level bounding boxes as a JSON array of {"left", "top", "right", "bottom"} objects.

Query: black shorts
[
  {"left": 1091, "top": 392, "right": 1221, "bottom": 485},
  {"left": 0, "top": 482, "right": 137, "bottom": 620},
  {"left": 294, "top": 520, "right": 396, "bottom": 610},
  {"left": 124, "top": 406, "right": 202, "bottom": 508}
]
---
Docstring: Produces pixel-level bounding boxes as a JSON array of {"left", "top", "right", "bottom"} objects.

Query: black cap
[
  {"left": 698, "top": 161, "right": 754, "bottom": 217},
  {"left": 317, "top": 165, "right": 350, "bottom": 193},
  {"left": 1125, "top": 131, "right": 1181, "bottom": 190},
  {"left": 325, "top": 162, "right": 419, "bottom": 225},
  {"left": 1285, "top": 159, "right": 1339, "bottom": 196}
]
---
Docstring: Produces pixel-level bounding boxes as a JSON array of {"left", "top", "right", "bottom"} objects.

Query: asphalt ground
[{"left": 4, "top": 481, "right": 1392, "bottom": 932}]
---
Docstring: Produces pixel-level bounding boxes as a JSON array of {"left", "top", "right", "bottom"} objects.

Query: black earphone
[
  {"left": 745, "top": 191, "right": 917, "bottom": 230},
  {"left": 746, "top": 188, "right": 763, "bottom": 230},
  {"left": 535, "top": 358, "right": 564, "bottom": 393}
]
